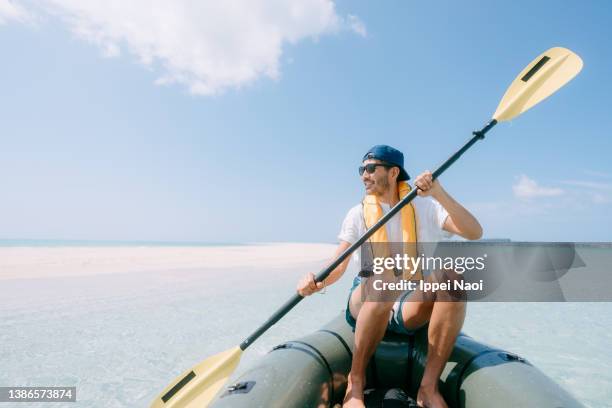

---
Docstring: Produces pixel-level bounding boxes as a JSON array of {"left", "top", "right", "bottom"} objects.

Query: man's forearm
[
  {"left": 322, "top": 258, "right": 350, "bottom": 286},
  {"left": 321, "top": 241, "right": 352, "bottom": 287},
  {"left": 434, "top": 187, "right": 482, "bottom": 240}
]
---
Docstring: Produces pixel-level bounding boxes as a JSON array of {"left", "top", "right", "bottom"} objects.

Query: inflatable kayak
[{"left": 209, "top": 313, "right": 584, "bottom": 408}]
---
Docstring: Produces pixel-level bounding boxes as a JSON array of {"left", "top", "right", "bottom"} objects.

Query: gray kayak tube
[{"left": 209, "top": 313, "right": 584, "bottom": 408}]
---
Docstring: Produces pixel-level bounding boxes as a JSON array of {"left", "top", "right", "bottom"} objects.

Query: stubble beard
[{"left": 369, "top": 176, "right": 390, "bottom": 197}]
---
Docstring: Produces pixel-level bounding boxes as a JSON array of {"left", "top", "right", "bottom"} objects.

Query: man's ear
[{"left": 389, "top": 166, "right": 400, "bottom": 181}]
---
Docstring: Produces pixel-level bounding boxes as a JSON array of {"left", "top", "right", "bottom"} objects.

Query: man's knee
[
  {"left": 402, "top": 300, "right": 434, "bottom": 329},
  {"left": 445, "top": 301, "right": 467, "bottom": 315},
  {"left": 360, "top": 300, "right": 394, "bottom": 318},
  {"left": 442, "top": 299, "right": 466, "bottom": 313},
  {"left": 433, "top": 299, "right": 467, "bottom": 324}
]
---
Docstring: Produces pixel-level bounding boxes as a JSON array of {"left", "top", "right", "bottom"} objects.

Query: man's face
[{"left": 361, "top": 158, "right": 393, "bottom": 196}]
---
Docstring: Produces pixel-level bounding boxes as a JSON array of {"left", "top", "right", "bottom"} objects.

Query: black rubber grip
[{"left": 522, "top": 56, "right": 550, "bottom": 82}]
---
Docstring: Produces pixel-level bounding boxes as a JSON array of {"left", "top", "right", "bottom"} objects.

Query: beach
[
  {"left": 0, "top": 243, "right": 337, "bottom": 280},
  {"left": 0, "top": 243, "right": 610, "bottom": 407}
]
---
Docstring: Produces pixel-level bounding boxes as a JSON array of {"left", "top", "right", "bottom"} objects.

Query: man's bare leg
[
  {"left": 343, "top": 285, "right": 394, "bottom": 408},
  {"left": 415, "top": 300, "right": 465, "bottom": 408},
  {"left": 400, "top": 271, "right": 466, "bottom": 408}
]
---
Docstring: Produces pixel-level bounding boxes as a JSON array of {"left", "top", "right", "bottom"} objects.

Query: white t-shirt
[{"left": 338, "top": 196, "right": 453, "bottom": 268}]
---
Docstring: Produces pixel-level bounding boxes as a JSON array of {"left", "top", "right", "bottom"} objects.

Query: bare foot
[
  {"left": 416, "top": 385, "right": 448, "bottom": 408},
  {"left": 342, "top": 374, "right": 365, "bottom": 408}
]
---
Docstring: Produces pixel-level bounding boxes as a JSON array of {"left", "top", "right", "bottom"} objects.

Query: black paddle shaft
[{"left": 239, "top": 119, "right": 497, "bottom": 351}]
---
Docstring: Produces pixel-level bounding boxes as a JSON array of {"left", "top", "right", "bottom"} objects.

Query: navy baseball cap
[{"left": 362, "top": 145, "right": 410, "bottom": 181}]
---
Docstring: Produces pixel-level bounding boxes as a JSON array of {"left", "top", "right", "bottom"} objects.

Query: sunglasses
[{"left": 358, "top": 163, "right": 394, "bottom": 176}]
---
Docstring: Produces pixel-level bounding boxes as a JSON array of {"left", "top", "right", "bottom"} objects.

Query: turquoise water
[{"left": 1, "top": 245, "right": 611, "bottom": 407}]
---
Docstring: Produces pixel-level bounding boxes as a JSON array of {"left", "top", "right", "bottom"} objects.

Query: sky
[{"left": 0, "top": 0, "right": 611, "bottom": 243}]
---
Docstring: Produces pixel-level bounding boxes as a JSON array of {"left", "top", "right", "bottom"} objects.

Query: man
[{"left": 297, "top": 145, "right": 482, "bottom": 408}]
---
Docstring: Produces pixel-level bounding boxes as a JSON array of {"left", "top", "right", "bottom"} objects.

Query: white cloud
[
  {"left": 0, "top": 0, "right": 30, "bottom": 24},
  {"left": 590, "top": 192, "right": 611, "bottom": 204},
  {"left": 561, "top": 180, "right": 612, "bottom": 190},
  {"left": 562, "top": 179, "right": 612, "bottom": 204},
  {"left": 513, "top": 174, "right": 564, "bottom": 199},
  {"left": 582, "top": 169, "right": 612, "bottom": 179},
  {"left": 347, "top": 14, "right": 366, "bottom": 37},
  {"left": 11, "top": 0, "right": 364, "bottom": 95}
]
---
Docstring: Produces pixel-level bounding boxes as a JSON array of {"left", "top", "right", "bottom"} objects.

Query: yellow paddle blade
[
  {"left": 150, "top": 346, "right": 242, "bottom": 408},
  {"left": 493, "top": 47, "right": 583, "bottom": 122}
]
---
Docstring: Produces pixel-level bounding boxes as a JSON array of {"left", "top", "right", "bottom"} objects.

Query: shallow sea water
[{"left": 0, "top": 258, "right": 610, "bottom": 407}]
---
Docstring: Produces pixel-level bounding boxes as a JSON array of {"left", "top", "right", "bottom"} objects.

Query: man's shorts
[{"left": 345, "top": 276, "right": 420, "bottom": 335}]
